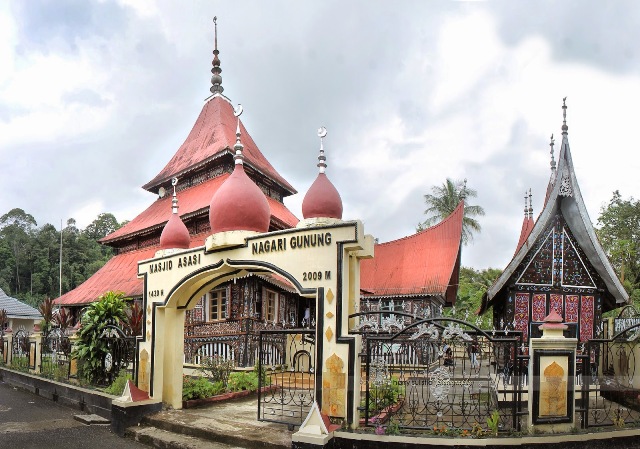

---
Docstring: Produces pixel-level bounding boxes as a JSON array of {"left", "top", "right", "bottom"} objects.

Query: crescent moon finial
[
  {"left": 317, "top": 126, "right": 327, "bottom": 138},
  {"left": 171, "top": 177, "right": 178, "bottom": 186},
  {"left": 233, "top": 104, "right": 243, "bottom": 117}
]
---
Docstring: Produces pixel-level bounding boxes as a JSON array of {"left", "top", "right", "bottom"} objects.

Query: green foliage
[
  {"left": 182, "top": 376, "right": 221, "bottom": 401},
  {"left": 71, "top": 291, "right": 128, "bottom": 385},
  {"left": 253, "top": 362, "right": 268, "bottom": 386},
  {"left": 597, "top": 191, "right": 640, "bottom": 310},
  {"left": 417, "top": 178, "right": 485, "bottom": 245},
  {"left": 486, "top": 410, "right": 500, "bottom": 436},
  {"left": 0, "top": 208, "right": 123, "bottom": 301},
  {"left": 40, "top": 359, "right": 69, "bottom": 381},
  {"left": 450, "top": 266, "right": 502, "bottom": 326},
  {"left": 10, "top": 355, "right": 29, "bottom": 372},
  {"left": 104, "top": 371, "right": 132, "bottom": 396},
  {"left": 227, "top": 371, "right": 259, "bottom": 392},
  {"left": 198, "top": 355, "right": 234, "bottom": 384}
]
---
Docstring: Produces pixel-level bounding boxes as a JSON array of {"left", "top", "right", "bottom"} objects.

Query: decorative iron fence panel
[
  {"left": 578, "top": 323, "right": 640, "bottom": 429},
  {"left": 40, "top": 328, "right": 71, "bottom": 380},
  {"left": 352, "top": 313, "right": 527, "bottom": 434},
  {"left": 99, "top": 324, "right": 138, "bottom": 385},
  {"left": 11, "top": 328, "right": 32, "bottom": 371},
  {"left": 258, "top": 329, "right": 316, "bottom": 429}
]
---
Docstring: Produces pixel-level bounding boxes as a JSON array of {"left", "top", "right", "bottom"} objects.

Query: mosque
[{"left": 54, "top": 21, "right": 464, "bottom": 367}]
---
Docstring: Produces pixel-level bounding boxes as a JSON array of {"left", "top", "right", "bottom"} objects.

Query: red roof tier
[
  {"left": 360, "top": 202, "right": 464, "bottom": 303},
  {"left": 142, "top": 95, "right": 295, "bottom": 195},
  {"left": 102, "top": 174, "right": 299, "bottom": 244}
]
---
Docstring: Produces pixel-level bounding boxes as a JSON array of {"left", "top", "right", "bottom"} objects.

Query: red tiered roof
[
  {"left": 55, "top": 233, "right": 210, "bottom": 305},
  {"left": 514, "top": 214, "right": 534, "bottom": 256},
  {"left": 102, "top": 174, "right": 299, "bottom": 244},
  {"left": 360, "top": 202, "right": 464, "bottom": 303},
  {"left": 142, "top": 95, "right": 295, "bottom": 195}
]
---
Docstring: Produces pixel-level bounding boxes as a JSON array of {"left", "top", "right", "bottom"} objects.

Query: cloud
[{"left": 1, "top": 1, "right": 639, "bottom": 273}]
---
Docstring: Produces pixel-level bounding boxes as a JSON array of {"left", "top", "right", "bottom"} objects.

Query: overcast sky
[{"left": 1, "top": 1, "right": 639, "bottom": 270}]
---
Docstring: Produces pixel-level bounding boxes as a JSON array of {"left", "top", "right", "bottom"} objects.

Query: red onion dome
[
  {"left": 302, "top": 173, "right": 343, "bottom": 219},
  {"left": 160, "top": 212, "right": 190, "bottom": 249},
  {"left": 209, "top": 164, "right": 270, "bottom": 233},
  {"left": 302, "top": 126, "right": 343, "bottom": 220}
]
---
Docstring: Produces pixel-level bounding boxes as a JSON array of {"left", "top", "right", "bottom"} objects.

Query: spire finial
[
  {"left": 317, "top": 126, "right": 327, "bottom": 173},
  {"left": 460, "top": 178, "right": 468, "bottom": 201},
  {"left": 210, "top": 17, "right": 224, "bottom": 95},
  {"left": 562, "top": 97, "right": 568, "bottom": 134},
  {"left": 233, "top": 104, "right": 244, "bottom": 165},
  {"left": 549, "top": 133, "right": 556, "bottom": 172},
  {"left": 171, "top": 177, "right": 179, "bottom": 214},
  {"left": 524, "top": 191, "right": 528, "bottom": 217},
  {"left": 528, "top": 188, "right": 533, "bottom": 219}
]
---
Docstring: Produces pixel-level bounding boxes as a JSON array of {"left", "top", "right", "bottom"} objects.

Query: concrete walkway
[{"left": 127, "top": 396, "right": 293, "bottom": 449}]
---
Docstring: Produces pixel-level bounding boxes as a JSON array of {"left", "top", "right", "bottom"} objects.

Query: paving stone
[{"left": 74, "top": 413, "right": 111, "bottom": 425}]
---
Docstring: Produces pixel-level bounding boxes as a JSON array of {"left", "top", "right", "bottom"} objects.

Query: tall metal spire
[
  {"left": 210, "top": 16, "right": 224, "bottom": 95},
  {"left": 561, "top": 97, "right": 568, "bottom": 135},
  {"left": 233, "top": 104, "right": 244, "bottom": 165},
  {"left": 171, "top": 178, "right": 179, "bottom": 214},
  {"left": 524, "top": 191, "right": 528, "bottom": 218},
  {"left": 528, "top": 188, "right": 533, "bottom": 219},
  {"left": 317, "top": 126, "right": 327, "bottom": 174}
]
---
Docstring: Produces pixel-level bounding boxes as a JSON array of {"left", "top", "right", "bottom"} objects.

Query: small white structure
[{"left": 0, "top": 288, "right": 42, "bottom": 333}]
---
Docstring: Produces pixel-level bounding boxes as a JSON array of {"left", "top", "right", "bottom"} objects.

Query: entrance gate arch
[{"left": 138, "top": 222, "right": 374, "bottom": 426}]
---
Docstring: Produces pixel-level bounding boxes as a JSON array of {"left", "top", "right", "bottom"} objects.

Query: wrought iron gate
[{"left": 257, "top": 329, "right": 315, "bottom": 429}]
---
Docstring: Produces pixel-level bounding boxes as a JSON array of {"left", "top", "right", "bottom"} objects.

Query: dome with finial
[
  {"left": 160, "top": 178, "right": 190, "bottom": 249},
  {"left": 209, "top": 105, "right": 270, "bottom": 233},
  {"left": 302, "top": 127, "right": 343, "bottom": 220}
]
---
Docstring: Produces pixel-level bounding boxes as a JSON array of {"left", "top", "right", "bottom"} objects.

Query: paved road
[{"left": 0, "top": 380, "right": 146, "bottom": 449}]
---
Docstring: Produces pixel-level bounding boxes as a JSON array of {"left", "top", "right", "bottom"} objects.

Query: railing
[
  {"left": 185, "top": 318, "right": 315, "bottom": 368},
  {"left": 351, "top": 313, "right": 527, "bottom": 434}
]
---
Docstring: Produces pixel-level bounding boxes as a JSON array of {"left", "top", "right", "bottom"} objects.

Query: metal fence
[
  {"left": 577, "top": 322, "right": 640, "bottom": 428},
  {"left": 351, "top": 313, "right": 527, "bottom": 434},
  {"left": 40, "top": 328, "right": 72, "bottom": 380}
]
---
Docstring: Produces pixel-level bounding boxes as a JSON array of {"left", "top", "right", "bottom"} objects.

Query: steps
[{"left": 127, "top": 425, "right": 247, "bottom": 449}]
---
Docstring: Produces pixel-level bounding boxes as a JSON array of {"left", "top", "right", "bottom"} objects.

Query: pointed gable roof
[
  {"left": 142, "top": 95, "right": 295, "bottom": 196},
  {"left": 0, "top": 288, "right": 42, "bottom": 320},
  {"left": 485, "top": 112, "right": 628, "bottom": 310},
  {"left": 360, "top": 201, "right": 464, "bottom": 303}
]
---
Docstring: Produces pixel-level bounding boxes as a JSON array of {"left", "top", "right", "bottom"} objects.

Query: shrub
[
  {"left": 182, "top": 376, "right": 219, "bottom": 401},
  {"left": 228, "top": 371, "right": 259, "bottom": 392},
  {"left": 198, "top": 355, "right": 234, "bottom": 384},
  {"left": 105, "top": 370, "right": 132, "bottom": 396},
  {"left": 71, "top": 291, "right": 128, "bottom": 385}
]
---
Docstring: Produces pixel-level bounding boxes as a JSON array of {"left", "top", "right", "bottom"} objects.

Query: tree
[
  {"left": 0, "top": 208, "right": 37, "bottom": 294},
  {"left": 596, "top": 191, "right": 640, "bottom": 307},
  {"left": 417, "top": 178, "right": 485, "bottom": 245},
  {"left": 447, "top": 266, "right": 502, "bottom": 327},
  {"left": 83, "top": 213, "right": 122, "bottom": 241}
]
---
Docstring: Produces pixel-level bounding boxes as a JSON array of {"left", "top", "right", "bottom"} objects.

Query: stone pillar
[
  {"left": 152, "top": 306, "right": 186, "bottom": 409},
  {"left": 528, "top": 310, "right": 578, "bottom": 433},
  {"left": 4, "top": 329, "right": 12, "bottom": 366},
  {"left": 31, "top": 330, "right": 42, "bottom": 373}
]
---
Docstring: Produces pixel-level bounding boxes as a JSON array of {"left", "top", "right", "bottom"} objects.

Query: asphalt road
[{"left": 0, "top": 380, "right": 147, "bottom": 449}]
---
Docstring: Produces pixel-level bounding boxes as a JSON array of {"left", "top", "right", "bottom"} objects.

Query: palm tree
[{"left": 417, "top": 178, "right": 485, "bottom": 245}]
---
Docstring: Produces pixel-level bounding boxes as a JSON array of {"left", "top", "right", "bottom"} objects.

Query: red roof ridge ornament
[
  {"left": 300, "top": 126, "right": 343, "bottom": 225},
  {"left": 159, "top": 177, "right": 190, "bottom": 251},
  {"left": 208, "top": 104, "right": 270, "bottom": 237}
]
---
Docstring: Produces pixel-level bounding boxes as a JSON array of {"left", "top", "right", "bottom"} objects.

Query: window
[
  {"left": 208, "top": 289, "right": 227, "bottom": 322},
  {"left": 264, "top": 289, "right": 278, "bottom": 322}
]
